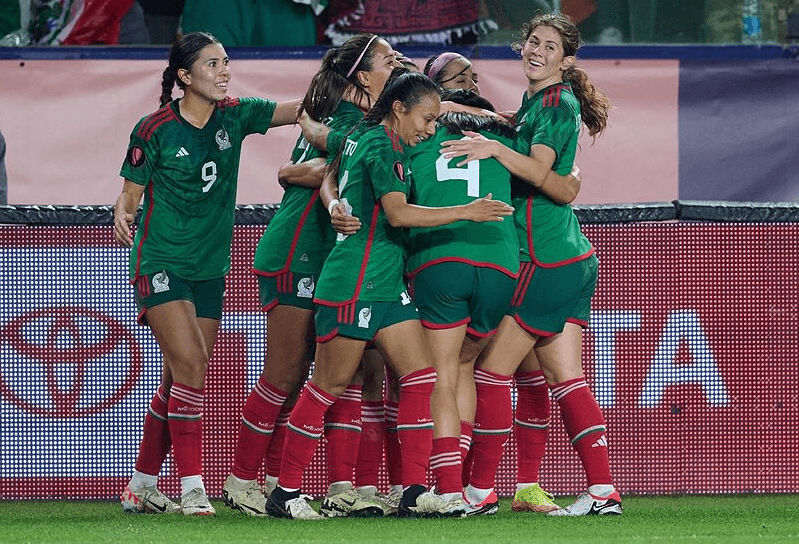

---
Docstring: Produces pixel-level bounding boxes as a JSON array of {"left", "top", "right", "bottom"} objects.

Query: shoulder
[
  {"left": 541, "top": 84, "right": 579, "bottom": 115},
  {"left": 134, "top": 103, "right": 180, "bottom": 142}
]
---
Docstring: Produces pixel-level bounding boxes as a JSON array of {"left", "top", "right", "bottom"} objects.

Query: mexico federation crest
[
  {"left": 152, "top": 271, "right": 170, "bottom": 293},
  {"left": 358, "top": 307, "right": 372, "bottom": 328},
  {"left": 297, "top": 277, "right": 315, "bottom": 299},
  {"left": 216, "top": 127, "right": 232, "bottom": 150}
]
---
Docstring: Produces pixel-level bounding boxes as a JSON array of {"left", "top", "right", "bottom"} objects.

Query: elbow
[{"left": 385, "top": 214, "right": 405, "bottom": 228}]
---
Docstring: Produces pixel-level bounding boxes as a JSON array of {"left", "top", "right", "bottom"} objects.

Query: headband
[
  {"left": 426, "top": 52, "right": 464, "bottom": 81},
  {"left": 346, "top": 35, "right": 378, "bottom": 78}
]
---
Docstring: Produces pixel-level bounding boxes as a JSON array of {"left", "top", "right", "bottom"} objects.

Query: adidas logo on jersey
[
  {"left": 591, "top": 435, "right": 608, "bottom": 448},
  {"left": 175, "top": 147, "right": 189, "bottom": 157}
]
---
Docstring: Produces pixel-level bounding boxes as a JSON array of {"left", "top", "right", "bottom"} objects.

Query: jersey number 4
[{"left": 435, "top": 150, "right": 480, "bottom": 197}]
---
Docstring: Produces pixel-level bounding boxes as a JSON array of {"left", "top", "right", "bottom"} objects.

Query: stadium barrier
[{"left": 1, "top": 201, "right": 798, "bottom": 499}]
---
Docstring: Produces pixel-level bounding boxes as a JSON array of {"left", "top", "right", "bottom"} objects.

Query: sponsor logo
[
  {"left": 299, "top": 253, "right": 309, "bottom": 262},
  {"left": 358, "top": 307, "right": 372, "bottom": 328},
  {"left": 393, "top": 161, "right": 405, "bottom": 183},
  {"left": 0, "top": 307, "right": 142, "bottom": 418},
  {"left": 152, "top": 271, "right": 169, "bottom": 293},
  {"left": 591, "top": 435, "right": 608, "bottom": 448},
  {"left": 216, "top": 128, "right": 231, "bottom": 150},
  {"left": 126, "top": 145, "right": 145, "bottom": 168},
  {"left": 175, "top": 147, "right": 189, "bottom": 157},
  {"left": 297, "top": 277, "right": 314, "bottom": 299}
]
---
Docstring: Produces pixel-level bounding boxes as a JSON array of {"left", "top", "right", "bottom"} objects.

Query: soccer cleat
[
  {"left": 266, "top": 487, "right": 324, "bottom": 520},
  {"left": 320, "top": 489, "right": 386, "bottom": 518},
  {"left": 180, "top": 487, "right": 216, "bottom": 516},
  {"left": 355, "top": 486, "right": 399, "bottom": 516},
  {"left": 222, "top": 475, "right": 268, "bottom": 516},
  {"left": 511, "top": 483, "right": 559, "bottom": 513},
  {"left": 462, "top": 489, "right": 499, "bottom": 516},
  {"left": 120, "top": 484, "right": 180, "bottom": 514},
  {"left": 397, "top": 484, "right": 449, "bottom": 518},
  {"left": 547, "top": 491, "right": 623, "bottom": 516},
  {"left": 440, "top": 496, "right": 469, "bottom": 517}
]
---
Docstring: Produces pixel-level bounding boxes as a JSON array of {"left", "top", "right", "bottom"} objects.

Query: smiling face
[
  {"left": 179, "top": 42, "right": 230, "bottom": 104},
  {"left": 521, "top": 25, "right": 574, "bottom": 94},
  {"left": 438, "top": 57, "right": 480, "bottom": 95},
  {"left": 392, "top": 92, "right": 441, "bottom": 147},
  {"left": 359, "top": 39, "right": 404, "bottom": 103}
]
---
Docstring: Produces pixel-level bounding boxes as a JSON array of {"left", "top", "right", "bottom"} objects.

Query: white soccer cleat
[
  {"left": 120, "top": 484, "right": 180, "bottom": 514},
  {"left": 356, "top": 486, "right": 399, "bottom": 516},
  {"left": 222, "top": 475, "right": 268, "bottom": 516},
  {"left": 180, "top": 487, "right": 216, "bottom": 516},
  {"left": 548, "top": 491, "right": 623, "bottom": 516},
  {"left": 397, "top": 485, "right": 450, "bottom": 518},
  {"left": 462, "top": 489, "right": 500, "bottom": 516},
  {"left": 266, "top": 488, "right": 324, "bottom": 520},
  {"left": 320, "top": 489, "right": 386, "bottom": 518}
]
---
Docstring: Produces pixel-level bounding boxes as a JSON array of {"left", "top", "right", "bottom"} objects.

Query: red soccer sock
[
  {"left": 383, "top": 398, "right": 402, "bottom": 487},
  {"left": 168, "top": 383, "right": 204, "bottom": 478},
  {"left": 324, "top": 385, "right": 363, "bottom": 485},
  {"left": 460, "top": 420, "right": 475, "bottom": 487},
  {"left": 355, "top": 400, "right": 385, "bottom": 488},
  {"left": 550, "top": 376, "right": 613, "bottom": 486},
  {"left": 514, "top": 370, "right": 550, "bottom": 483},
  {"left": 397, "top": 368, "right": 436, "bottom": 487},
  {"left": 135, "top": 384, "right": 171, "bottom": 476},
  {"left": 265, "top": 405, "right": 291, "bottom": 477},
  {"left": 431, "top": 436, "right": 462, "bottom": 494},
  {"left": 278, "top": 382, "right": 336, "bottom": 490},
  {"left": 232, "top": 376, "right": 288, "bottom": 480},
  {"left": 469, "top": 368, "right": 513, "bottom": 490}
]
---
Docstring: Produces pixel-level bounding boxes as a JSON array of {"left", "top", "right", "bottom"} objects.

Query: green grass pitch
[{"left": 1, "top": 495, "right": 798, "bottom": 543}]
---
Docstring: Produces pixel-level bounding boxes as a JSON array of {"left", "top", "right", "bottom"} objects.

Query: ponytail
[
  {"left": 565, "top": 66, "right": 611, "bottom": 138},
  {"left": 158, "top": 31, "right": 220, "bottom": 107},
  {"left": 159, "top": 67, "right": 178, "bottom": 107}
]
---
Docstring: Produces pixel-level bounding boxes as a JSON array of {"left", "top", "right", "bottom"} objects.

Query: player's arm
[
  {"left": 114, "top": 179, "right": 145, "bottom": 248},
  {"left": 277, "top": 158, "right": 327, "bottom": 189},
  {"left": 440, "top": 132, "right": 580, "bottom": 204},
  {"left": 270, "top": 99, "right": 303, "bottom": 127},
  {"left": 321, "top": 167, "right": 361, "bottom": 236},
  {"left": 380, "top": 191, "right": 513, "bottom": 228}
]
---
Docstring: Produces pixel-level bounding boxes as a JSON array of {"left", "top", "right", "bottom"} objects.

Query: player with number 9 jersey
[{"left": 121, "top": 96, "right": 276, "bottom": 282}]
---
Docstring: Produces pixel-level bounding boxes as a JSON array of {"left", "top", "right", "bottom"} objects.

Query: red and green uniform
[{"left": 120, "top": 96, "right": 276, "bottom": 282}]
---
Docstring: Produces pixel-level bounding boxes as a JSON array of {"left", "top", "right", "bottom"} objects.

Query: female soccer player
[
  {"left": 266, "top": 70, "right": 512, "bottom": 520},
  {"left": 114, "top": 31, "right": 300, "bottom": 516},
  {"left": 424, "top": 52, "right": 480, "bottom": 95},
  {"left": 222, "top": 33, "right": 404, "bottom": 518},
  {"left": 440, "top": 13, "right": 619, "bottom": 516}
]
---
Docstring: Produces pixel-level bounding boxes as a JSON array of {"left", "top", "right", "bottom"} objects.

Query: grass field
[{"left": 1, "top": 495, "right": 798, "bottom": 543}]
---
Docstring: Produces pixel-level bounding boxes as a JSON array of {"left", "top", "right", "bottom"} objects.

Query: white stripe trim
[
  {"left": 255, "top": 382, "right": 287, "bottom": 405},
  {"left": 551, "top": 380, "right": 587, "bottom": 400},
  {"left": 306, "top": 384, "right": 336, "bottom": 406},
  {"left": 170, "top": 385, "right": 204, "bottom": 405}
]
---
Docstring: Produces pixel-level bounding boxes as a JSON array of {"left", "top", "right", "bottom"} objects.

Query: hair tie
[
  {"left": 347, "top": 35, "right": 378, "bottom": 78},
  {"left": 426, "top": 52, "right": 463, "bottom": 81}
]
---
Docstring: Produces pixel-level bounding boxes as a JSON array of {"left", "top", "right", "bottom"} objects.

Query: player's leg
[{"left": 511, "top": 349, "right": 557, "bottom": 512}]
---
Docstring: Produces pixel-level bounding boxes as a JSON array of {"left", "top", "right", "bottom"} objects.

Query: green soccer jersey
[
  {"left": 405, "top": 125, "right": 519, "bottom": 278},
  {"left": 253, "top": 101, "right": 364, "bottom": 276},
  {"left": 314, "top": 124, "right": 409, "bottom": 305},
  {"left": 513, "top": 83, "right": 593, "bottom": 266},
  {"left": 121, "top": 97, "right": 276, "bottom": 281}
]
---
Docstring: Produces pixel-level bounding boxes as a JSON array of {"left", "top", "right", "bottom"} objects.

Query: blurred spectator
[
  {"left": 0, "top": 128, "right": 7, "bottom": 205},
  {"left": 138, "top": 0, "right": 184, "bottom": 45},
  {"left": 118, "top": 1, "right": 150, "bottom": 45},
  {"left": 181, "top": 0, "right": 320, "bottom": 46},
  {"left": 0, "top": 0, "right": 21, "bottom": 40}
]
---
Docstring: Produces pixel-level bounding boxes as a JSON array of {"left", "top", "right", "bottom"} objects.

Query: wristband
[{"left": 327, "top": 199, "right": 340, "bottom": 215}]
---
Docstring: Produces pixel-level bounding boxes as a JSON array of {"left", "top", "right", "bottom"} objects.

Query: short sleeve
[
  {"left": 529, "top": 101, "right": 579, "bottom": 159},
  {"left": 366, "top": 137, "right": 408, "bottom": 200},
  {"left": 119, "top": 120, "right": 157, "bottom": 186}
]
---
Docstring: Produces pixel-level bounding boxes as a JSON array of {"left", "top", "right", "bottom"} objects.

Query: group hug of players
[{"left": 113, "top": 12, "right": 620, "bottom": 520}]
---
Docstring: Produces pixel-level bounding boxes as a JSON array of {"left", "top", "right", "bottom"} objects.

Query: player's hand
[
  {"left": 462, "top": 193, "right": 514, "bottom": 223},
  {"left": 331, "top": 203, "right": 361, "bottom": 235},
  {"left": 440, "top": 131, "right": 497, "bottom": 166},
  {"left": 114, "top": 211, "right": 135, "bottom": 248}
]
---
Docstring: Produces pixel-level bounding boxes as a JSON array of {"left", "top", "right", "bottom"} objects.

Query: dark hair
[
  {"left": 438, "top": 89, "right": 515, "bottom": 140},
  {"left": 441, "top": 88, "right": 495, "bottom": 112},
  {"left": 160, "top": 32, "right": 221, "bottom": 107},
  {"left": 329, "top": 68, "right": 441, "bottom": 174},
  {"left": 512, "top": 13, "right": 611, "bottom": 138},
  {"left": 300, "top": 33, "right": 383, "bottom": 120}
]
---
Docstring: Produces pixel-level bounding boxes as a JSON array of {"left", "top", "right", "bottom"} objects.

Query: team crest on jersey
[
  {"left": 126, "top": 145, "right": 146, "bottom": 168},
  {"left": 152, "top": 271, "right": 170, "bottom": 293},
  {"left": 297, "top": 277, "right": 315, "bottom": 298},
  {"left": 358, "top": 307, "right": 372, "bottom": 328},
  {"left": 215, "top": 128, "right": 231, "bottom": 150},
  {"left": 393, "top": 161, "right": 405, "bottom": 183}
]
